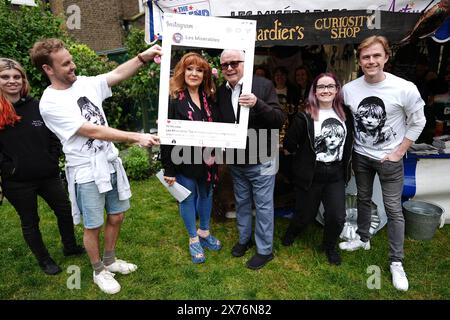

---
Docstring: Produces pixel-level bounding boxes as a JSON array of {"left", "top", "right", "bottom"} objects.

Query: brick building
[
  {"left": 47, "top": 0, "right": 145, "bottom": 53},
  {"left": 14, "top": 0, "right": 146, "bottom": 53}
]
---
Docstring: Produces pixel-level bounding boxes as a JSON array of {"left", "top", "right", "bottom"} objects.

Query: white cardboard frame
[{"left": 157, "top": 13, "right": 256, "bottom": 149}]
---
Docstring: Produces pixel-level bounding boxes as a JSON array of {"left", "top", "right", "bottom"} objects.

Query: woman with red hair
[
  {"left": 0, "top": 58, "right": 83, "bottom": 275},
  {"left": 161, "top": 52, "right": 221, "bottom": 264}
]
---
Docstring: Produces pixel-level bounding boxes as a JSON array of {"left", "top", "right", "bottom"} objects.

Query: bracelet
[{"left": 137, "top": 53, "right": 147, "bottom": 64}]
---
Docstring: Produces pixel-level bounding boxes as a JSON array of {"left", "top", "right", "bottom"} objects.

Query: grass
[{"left": 0, "top": 177, "right": 449, "bottom": 300}]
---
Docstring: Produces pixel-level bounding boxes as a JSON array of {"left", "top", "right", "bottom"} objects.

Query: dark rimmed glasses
[
  {"left": 220, "top": 60, "right": 244, "bottom": 70},
  {"left": 316, "top": 84, "right": 338, "bottom": 91}
]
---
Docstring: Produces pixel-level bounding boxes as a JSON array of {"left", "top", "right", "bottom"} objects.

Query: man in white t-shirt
[
  {"left": 30, "top": 38, "right": 161, "bottom": 294},
  {"left": 340, "top": 36, "right": 426, "bottom": 292}
]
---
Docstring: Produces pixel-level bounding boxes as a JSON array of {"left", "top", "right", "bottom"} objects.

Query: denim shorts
[{"left": 75, "top": 173, "right": 130, "bottom": 229}]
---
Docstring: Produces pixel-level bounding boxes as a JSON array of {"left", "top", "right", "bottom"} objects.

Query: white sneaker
[
  {"left": 390, "top": 262, "right": 409, "bottom": 291},
  {"left": 105, "top": 259, "right": 138, "bottom": 275},
  {"left": 225, "top": 211, "right": 236, "bottom": 219},
  {"left": 339, "top": 239, "right": 371, "bottom": 251},
  {"left": 93, "top": 270, "right": 121, "bottom": 294}
]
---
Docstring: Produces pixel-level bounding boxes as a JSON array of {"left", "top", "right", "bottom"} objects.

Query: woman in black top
[
  {"left": 0, "top": 58, "right": 83, "bottom": 275},
  {"left": 161, "top": 53, "right": 221, "bottom": 264},
  {"left": 281, "top": 72, "right": 354, "bottom": 265}
]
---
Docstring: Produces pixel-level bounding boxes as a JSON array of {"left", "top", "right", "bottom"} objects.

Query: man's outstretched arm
[
  {"left": 77, "top": 122, "right": 159, "bottom": 147},
  {"left": 105, "top": 44, "right": 162, "bottom": 87}
]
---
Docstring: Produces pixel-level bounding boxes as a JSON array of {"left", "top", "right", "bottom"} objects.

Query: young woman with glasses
[{"left": 280, "top": 72, "right": 354, "bottom": 266}]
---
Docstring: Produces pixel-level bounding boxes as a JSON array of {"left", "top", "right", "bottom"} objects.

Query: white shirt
[
  {"left": 39, "top": 75, "right": 115, "bottom": 183},
  {"left": 343, "top": 72, "right": 425, "bottom": 160},
  {"left": 226, "top": 79, "right": 243, "bottom": 121}
]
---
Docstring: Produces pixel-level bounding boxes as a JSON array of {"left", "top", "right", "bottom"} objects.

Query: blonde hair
[
  {"left": 0, "top": 58, "right": 30, "bottom": 97},
  {"left": 357, "top": 36, "right": 391, "bottom": 59},
  {"left": 169, "top": 52, "right": 215, "bottom": 99},
  {"left": 0, "top": 58, "right": 27, "bottom": 128}
]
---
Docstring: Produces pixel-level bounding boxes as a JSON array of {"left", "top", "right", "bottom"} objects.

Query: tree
[
  {"left": 124, "top": 27, "right": 161, "bottom": 133},
  {"left": 0, "top": 0, "right": 134, "bottom": 131},
  {"left": 0, "top": 0, "right": 67, "bottom": 97}
]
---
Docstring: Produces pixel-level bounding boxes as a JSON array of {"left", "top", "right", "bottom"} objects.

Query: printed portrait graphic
[
  {"left": 315, "top": 117, "right": 345, "bottom": 162},
  {"left": 354, "top": 96, "right": 396, "bottom": 147},
  {"left": 77, "top": 96, "right": 106, "bottom": 152}
]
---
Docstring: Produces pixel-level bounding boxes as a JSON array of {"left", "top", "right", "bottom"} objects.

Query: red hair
[
  {"left": 169, "top": 52, "right": 215, "bottom": 99},
  {"left": 0, "top": 95, "right": 21, "bottom": 129}
]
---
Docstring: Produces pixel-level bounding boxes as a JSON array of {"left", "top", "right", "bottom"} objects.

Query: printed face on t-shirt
[
  {"left": 315, "top": 117, "right": 345, "bottom": 162},
  {"left": 77, "top": 96, "right": 106, "bottom": 152},
  {"left": 354, "top": 96, "right": 396, "bottom": 146},
  {"left": 359, "top": 106, "right": 382, "bottom": 131}
]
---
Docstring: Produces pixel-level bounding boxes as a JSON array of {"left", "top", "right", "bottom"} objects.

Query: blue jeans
[
  {"left": 176, "top": 174, "right": 213, "bottom": 238},
  {"left": 229, "top": 160, "right": 276, "bottom": 255},
  {"left": 75, "top": 173, "right": 130, "bottom": 229}
]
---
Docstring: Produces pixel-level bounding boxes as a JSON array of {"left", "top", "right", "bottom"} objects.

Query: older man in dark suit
[{"left": 215, "top": 49, "right": 285, "bottom": 269}]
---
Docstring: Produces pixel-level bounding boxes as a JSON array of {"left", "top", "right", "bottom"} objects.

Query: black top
[
  {"left": 0, "top": 96, "right": 61, "bottom": 182},
  {"left": 215, "top": 76, "right": 285, "bottom": 165},
  {"left": 283, "top": 107, "right": 354, "bottom": 190},
  {"left": 161, "top": 89, "right": 217, "bottom": 180}
]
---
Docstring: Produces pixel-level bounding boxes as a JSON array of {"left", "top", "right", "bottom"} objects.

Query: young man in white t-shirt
[
  {"left": 341, "top": 36, "right": 426, "bottom": 292},
  {"left": 30, "top": 38, "right": 161, "bottom": 294}
]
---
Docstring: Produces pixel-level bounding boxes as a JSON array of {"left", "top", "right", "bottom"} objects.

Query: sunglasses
[{"left": 220, "top": 60, "right": 244, "bottom": 70}]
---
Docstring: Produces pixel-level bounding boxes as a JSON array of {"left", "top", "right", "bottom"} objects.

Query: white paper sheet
[{"left": 156, "top": 169, "right": 191, "bottom": 202}]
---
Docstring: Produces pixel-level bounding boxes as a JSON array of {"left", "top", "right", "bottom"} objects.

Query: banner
[
  {"left": 157, "top": 13, "right": 256, "bottom": 149},
  {"left": 145, "top": 0, "right": 430, "bottom": 43},
  {"left": 243, "top": 10, "right": 421, "bottom": 46}
]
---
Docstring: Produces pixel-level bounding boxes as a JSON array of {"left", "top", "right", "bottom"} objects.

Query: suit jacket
[
  {"left": 161, "top": 90, "right": 216, "bottom": 179},
  {"left": 215, "top": 76, "right": 285, "bottom": 165}
]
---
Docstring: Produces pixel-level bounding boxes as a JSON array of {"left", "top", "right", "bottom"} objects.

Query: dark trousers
[
  {"left": 352, "top": 152, "right": 404, "bottom": 262},
  {"left": 287, "top": 162, "right": 346, "bottom": 248},
  {"left": 3, "top": 176, "right": 76, "bottom": 262}
]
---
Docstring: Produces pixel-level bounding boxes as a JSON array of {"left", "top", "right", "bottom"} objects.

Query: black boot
[
  {"left": 38, "top": 257, "right": 62, "bottom": 275},
  {"left": 63, "top": 244, "right": 85, "bottom": 257},
  {"left": 281, "top": 225, "right": 302, "bottom": 246},
  {"left": 325, "top": 246, "right": 342, "bottom": 266},
  {"left": 231, "top": 240, "right": 253, "bottom": 257}
]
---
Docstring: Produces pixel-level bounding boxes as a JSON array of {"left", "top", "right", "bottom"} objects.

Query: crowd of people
[{"left": 0, "top": 35, "right": 430, "bottom": 294}]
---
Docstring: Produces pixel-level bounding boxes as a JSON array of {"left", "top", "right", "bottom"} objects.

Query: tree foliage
[
  {"left": 124, "top": 27, "right": 161, "bottom": 132},
  {"left": 121, "top": 145, "right": 151, "bottom": 180},
  {"left": 0, "top": 0, "right": 67, "bottom": 97},
  {"left": 0, "top": 0, "right": 135, "bottom": 131}
]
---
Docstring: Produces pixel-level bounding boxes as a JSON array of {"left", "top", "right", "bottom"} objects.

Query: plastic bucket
[{"left": 402, "top": 200, "right": 443, "bottom": 240}]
